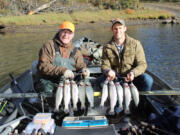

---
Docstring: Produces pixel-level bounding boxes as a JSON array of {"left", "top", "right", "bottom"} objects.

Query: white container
[
  {"left": 25, "top": 118, "right": 56, "bottom": 134},
  {"left": 33, "top": 113, "right": 52, "bottom": 124}
]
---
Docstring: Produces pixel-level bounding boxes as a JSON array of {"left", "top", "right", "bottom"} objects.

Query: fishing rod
[{"left": 140, "top": 121, "right": 178, "bottom": 135}]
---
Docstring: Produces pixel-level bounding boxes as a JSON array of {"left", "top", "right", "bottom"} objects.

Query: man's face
[
  {"left": 112, "top": 23, "right": 126, "bottom": 40},
  {"left": 59, "top": 29, "right": 74, "bottom": 44}
]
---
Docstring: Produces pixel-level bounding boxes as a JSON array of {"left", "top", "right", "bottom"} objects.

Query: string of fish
[{"left": 100, "top": 77, "right": 140, "bottom": 115}]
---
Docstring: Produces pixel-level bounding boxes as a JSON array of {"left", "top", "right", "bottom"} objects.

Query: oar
[{"left": 139, "top": 89, "right": 180, "bottom": 95}]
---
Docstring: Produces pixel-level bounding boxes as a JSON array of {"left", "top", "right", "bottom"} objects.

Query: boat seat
[
  {"left": 10, "top": 68, "right": 41, "bottom": 103},
  {"left": 31, "top": 60, "right": 38, "bottom": 76},
  {"left": 11, "top": 69, "right": 35, "bottom": 93}
]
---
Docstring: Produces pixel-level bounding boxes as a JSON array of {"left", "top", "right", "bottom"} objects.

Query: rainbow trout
[
  {"left": 109, "top": 81, "right": 117, "bottom": 115},
  {"left": 115, "top": 82, "right": 123, "bottom": 109},
  {"left": 84, "top": 78, "right": 94, "bottom": 108},
  {"left": 55, "top": 82, "right": 63, "bottom": 112},
  {"left": 71, "top": 80, "right": 79, "bottom": 111},
  {"left": 123, "top": 83, "right": 132, "bottom": 114},
  {"left": 64, "top": 79, "right": 71, "bottom": 113},
  {"left": 100, "top": 79, "right": 109, "bottom": 108},
  {"left": 78, "top": 81, "right": 86, "bottom": 109},
  {"left": 129, "top": 82, "right": 139, "bottom": 106}
]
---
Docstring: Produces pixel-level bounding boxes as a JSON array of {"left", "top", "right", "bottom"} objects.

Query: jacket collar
[
  {"left": 122, "top": 34, "right": 133, "bottom": 53},
  {"left": 107, "top": 34, "right": 131, "bottom": 55},
  {"left": 54, "top": 38, "right": 73, "bottom": 48}
]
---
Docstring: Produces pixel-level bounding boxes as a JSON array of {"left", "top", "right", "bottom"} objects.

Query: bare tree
[{"left": 28, "top": 0, "right": 57, "bottom": 15}]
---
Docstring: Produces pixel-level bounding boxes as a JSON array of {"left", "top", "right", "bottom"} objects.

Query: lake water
[{"left": 0, "top": 23, "right": 179, "bottom": 88}]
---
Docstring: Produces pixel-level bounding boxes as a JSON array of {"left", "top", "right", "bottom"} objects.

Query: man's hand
[
  {"left": 107, "top": 70, "right": 116, "bottom": 81},
  {"left": 64, "top": 70, "right": 74, "bottom": 79},
  {"left": 125, "top": 72, "right": 134, "bottom": 82},
  {"left": 82, "top": 68, "right": 90, "bottom": 77}
]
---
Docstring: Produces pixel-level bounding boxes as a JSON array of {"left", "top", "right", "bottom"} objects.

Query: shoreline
[
  {"left": 0, "top": 7, "right": 176, "bottom": 32},
  {"left": 0, "top": 1, "right": 180, "bottom": 33},
  {"left": 1, "top": 18, "right": 178, "bottom": 33}
]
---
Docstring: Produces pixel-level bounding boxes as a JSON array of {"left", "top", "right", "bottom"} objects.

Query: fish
[
  {"left": 129, "top": 82, "right": 139, "bottom": 106},
  {"left": 123, "top": 82, "right": 132, "bottom": 114},
  {"left": 84, "top": 78, "right": 94, "bottom": 108},
  {"left": 109, "top": 81, "right": 117, "bottom": 115},
  {"left": 54, "top": 82, "right": 63, "bottom": 112},
  {"left": 115, "top": 81, "right": 123, "bottom": 109},
  {"left": 78, "top": 81, "right": 86, "bottom": 110},
  {"left": 63, "top": 79, "right": 71, "bottom": 113},
  {"left": 100, "top": 79, "right": 109, "bottom": 108},
  {"left": 71, "top": 80, "right": 79, "bottom": 111}
]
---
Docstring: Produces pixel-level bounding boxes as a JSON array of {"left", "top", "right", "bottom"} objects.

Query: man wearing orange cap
[{"left": 37, "top": 21, "right": 89, "bottom": 93}]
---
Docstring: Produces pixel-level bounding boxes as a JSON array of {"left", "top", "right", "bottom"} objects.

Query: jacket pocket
[
  {"left": 109, "top": 56, "right": 119, "bottom": 66},
  {"left": 123, "top": 52, "right": 135, "bottom": 65}
]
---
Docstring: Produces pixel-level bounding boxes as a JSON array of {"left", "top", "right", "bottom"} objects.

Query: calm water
[{"left": 0, "top": 24, "right": 179, "bottom": 88}]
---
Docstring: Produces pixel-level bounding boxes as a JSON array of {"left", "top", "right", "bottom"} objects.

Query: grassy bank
[{"left": 0, "top": 9, "right": 173, "bottom": 26}]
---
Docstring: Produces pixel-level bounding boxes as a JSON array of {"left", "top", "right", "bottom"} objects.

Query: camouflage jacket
[{"left": 101, "top": 34, "right": 147, "bottom": 77}]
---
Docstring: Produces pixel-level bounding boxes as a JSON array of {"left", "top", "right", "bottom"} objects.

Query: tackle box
[
  {"left": 54, "top": 124, "right": 116, "bottom": 135},
  {"left": 62, "top": 116, "right": 108, "bottom": 128}
]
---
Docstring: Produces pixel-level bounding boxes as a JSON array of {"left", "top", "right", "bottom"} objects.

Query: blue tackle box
[{"left": 62, "top": 116, "right": 108, "bottom": 128}]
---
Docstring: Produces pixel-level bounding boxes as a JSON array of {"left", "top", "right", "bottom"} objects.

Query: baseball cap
[
  {"left": 60, "top": 21, "right": 75, "bottom": 32},
  {"left": 112, "top": 18, "right": 125, "bottom": 26}
]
